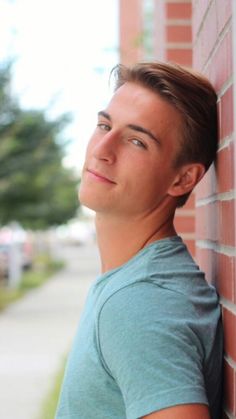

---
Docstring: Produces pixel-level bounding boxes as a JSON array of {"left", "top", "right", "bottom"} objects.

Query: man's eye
[
  {"left": 131, "top": 138, "right": 147, "bottom": 149},
  {"left": 97, "top": 123, "right": 110, "bottom": 131}
]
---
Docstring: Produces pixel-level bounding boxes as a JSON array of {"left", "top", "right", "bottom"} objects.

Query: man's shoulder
[
  {"left": 95, "top": 236, "right": 210, "bottom": 314},
  {"left": 93, "top": 237, "right": 220, "bottom": 349}
]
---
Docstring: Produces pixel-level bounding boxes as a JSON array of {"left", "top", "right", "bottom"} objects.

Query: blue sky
[{"left": 0, "top": 0, "right": 119, "bottom": 171}]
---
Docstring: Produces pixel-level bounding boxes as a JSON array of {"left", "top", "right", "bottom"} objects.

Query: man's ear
[{"left": 168, "top": 163, "right": 206, "bottom": 197}]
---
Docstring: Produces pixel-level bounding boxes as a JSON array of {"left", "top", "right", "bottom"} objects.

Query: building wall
[
  {"left": 119, "top": 0, "right": 144, "bottom": 65},
  {"left": 192, "top": 1, "right": 235, "bottom": 417},
  {"left": 153, "top": 0, "right": 196, "bottom": 256},
  {"left": 165, "top": 0, "right": 192, "bottom": 65}
]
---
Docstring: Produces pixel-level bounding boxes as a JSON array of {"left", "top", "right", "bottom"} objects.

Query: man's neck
[{"left": 95, "top": 208, "right": 177, "bottom": 274}]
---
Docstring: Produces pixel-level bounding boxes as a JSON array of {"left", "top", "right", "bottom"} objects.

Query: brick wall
[
  {"left": 153, "top": 0, "right": 196, "bottom": 256},
  {"left": 119, "top": 0, "right": 144, "bottom": 65},
  {"left": 154, "top": 0, "right": 192, "bottom": 65},
  {"left": 165, "top": 0, "right": 192, "bottom": 65},
  {"left": 192, "top": 0, "right": 235, "bottom": 417}
]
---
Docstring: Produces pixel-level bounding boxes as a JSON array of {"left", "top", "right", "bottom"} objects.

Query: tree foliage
[{"left": 0, "top": 63, "right": 80, "bottom": 229}]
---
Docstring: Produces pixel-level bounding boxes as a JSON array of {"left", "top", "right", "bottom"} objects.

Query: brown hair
[{"left": 111, "top": 62, "right": 218, "bottom": 206}]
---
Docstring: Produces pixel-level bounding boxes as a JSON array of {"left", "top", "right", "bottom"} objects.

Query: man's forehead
[
  {"left": 102, "top": 84, "right": 181, "bottom": 131},
  {"left": 106, "top": 82, "right": 179, "bottom": 117}
]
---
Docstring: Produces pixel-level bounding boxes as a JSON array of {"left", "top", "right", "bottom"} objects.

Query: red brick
[
  {"left": 166, "top": 48, "right": 192, "bottom": 66},
  {"left": 223, "top": 308, "right": 236, "bottom": 363},
  {"left": 219, "top": 85, "right": 234, "bottom": 141},
  {"left": 195, "top": 247, "right": 217, "bottom": 285},
  {"left": 167, "top": 3, "right": 192, "bottom": 20},
  {"left": 184, "top": 239, "right": 195, "bottom": 258},
  {"left": 119, "top": 0, "right": 143, "bottom": 65},
  {"left": 223, "top": 359, "right": 236, "bottom": 415},
  {"left": 196, "top": 202, "right": 218, "bottom": 242},
  {"left": 193, "top": 1, "right": 218, "bottom": 69},
  {"left": 153, "top": 1, "right": 166, "bottom": 60},
  {"left": 195, "top": 163, "right": 217, "bottom": 201},
  {"left": 217, "top": 253, "right": 235, "bottom": 303},
  {"left": 192, "top": 0, "right": 211, "bottom": 39},
  {"left": 206, "top": 28, "right": 233, "bottom": 93},
  {"left": 219, "top": 86, "right": 234, "bottom": 140},
  {"left": 167, "top": 25, "right": 192, "bottom": 43},
  {"left": 195, "top": 0, "right": 232, "bottom": 49},
  {"left": 218, "top": 200, "right": 235, "bottom": 247},
  {"left": 174, "top": 215, "right": 195, "bottom": 234},
  {"left": 216, "top": 0, "right": 232, "bottom": 36},
  {"left": 217, "top": 142, "right": 235, "bottom": 194},
  {"left": 184, "top": 193, "right": 195, "bottom": 210}
]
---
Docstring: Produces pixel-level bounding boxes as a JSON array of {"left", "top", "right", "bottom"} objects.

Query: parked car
[{"left": 0, "top": 223, "right": 34, "bottom": 279}]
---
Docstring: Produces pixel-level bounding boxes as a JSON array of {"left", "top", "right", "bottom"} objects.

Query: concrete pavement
[{"left": 0, "top": 241, "right": 100, "bottom": 419}]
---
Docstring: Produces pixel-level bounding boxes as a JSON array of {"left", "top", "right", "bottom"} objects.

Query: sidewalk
[{"left": 0, "top": 242, "right": 100, "bottom": 419}]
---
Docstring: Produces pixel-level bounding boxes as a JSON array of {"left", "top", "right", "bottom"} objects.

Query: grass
[
  {"left": 0, "top": 287, "right": 24, "bottom": 309},
  {"left": 39, "top": 356, "right": 66, "bottom": 419},
  {"left": 0, "top": 254, "right": 65, "bottom": 311}
]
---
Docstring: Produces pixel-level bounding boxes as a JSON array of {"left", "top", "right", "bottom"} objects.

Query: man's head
[
  {"left": 112, "top": 62, "right": 218, "bottom": 206},
  {"left": 79, "top": 61, "right": 218, "bottom": 217}
]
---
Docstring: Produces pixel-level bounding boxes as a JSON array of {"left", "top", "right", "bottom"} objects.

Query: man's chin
[
  {"left": 79, "top": 194, "right": 93, "bottom": 210},
  {"left": 78, "top": 189, "right": 97, "bottom": 211}
]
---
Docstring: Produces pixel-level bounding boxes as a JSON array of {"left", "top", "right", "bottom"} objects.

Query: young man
[{"left": 56, "top": 62, "right": 223, "bottom": 419}]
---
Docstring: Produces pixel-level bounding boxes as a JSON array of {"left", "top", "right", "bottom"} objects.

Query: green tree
[{"left": 0, "top": 63, "right": 79, "bottom": 229}]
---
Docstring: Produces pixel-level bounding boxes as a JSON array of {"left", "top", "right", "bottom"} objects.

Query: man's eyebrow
[
  {"left": 128, "top": 124, "right": 161, "bottom": 145},
  {"left": 98, "top": 110, "right": 111, "bottom": 120},
  {"left": 97, "top": 112, "right": 160, "bottom": 145}
]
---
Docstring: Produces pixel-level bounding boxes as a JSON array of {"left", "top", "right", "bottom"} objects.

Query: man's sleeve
[{"left": 97, "top": 282, "right": 209, "bottom": 419}]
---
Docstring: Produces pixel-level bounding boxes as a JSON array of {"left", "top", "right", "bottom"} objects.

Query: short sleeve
[{"left": 97, "top": 282, "right": 209, "bottom": 419}]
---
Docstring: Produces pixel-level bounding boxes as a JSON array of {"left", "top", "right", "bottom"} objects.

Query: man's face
[{"left": 79, "top": 82, "right": 183, "bottom": 219}]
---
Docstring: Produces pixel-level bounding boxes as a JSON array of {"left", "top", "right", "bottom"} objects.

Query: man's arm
[{"left": 142, "top": 403, "right": 210, "bottom": 419}]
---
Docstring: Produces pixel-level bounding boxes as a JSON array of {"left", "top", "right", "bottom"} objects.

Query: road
[{"left": 0, "top": 241, "right": 100, "bottom": 419}]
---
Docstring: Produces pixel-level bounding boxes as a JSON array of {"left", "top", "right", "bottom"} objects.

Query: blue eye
[
  {"left": 131, "top": 139, "right": 147, "bottom": 149},
  {"left": 97, "top": 123, "right": 110, "bottom": 131}
]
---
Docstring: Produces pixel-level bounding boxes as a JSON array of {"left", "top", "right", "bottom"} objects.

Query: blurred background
[
  {"left": 0, "top": 0, "right": 118, "bottom": 287},
  {"left": 0, "top": 1, "right": 119, "bottom": 418}
]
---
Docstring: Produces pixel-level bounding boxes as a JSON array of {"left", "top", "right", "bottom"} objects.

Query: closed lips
[{"left": 87, "top": 169, "right": 116, "bottom": 183}]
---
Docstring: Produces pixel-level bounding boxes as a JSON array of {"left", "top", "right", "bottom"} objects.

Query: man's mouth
[{"left": 86, "top": 169, "right": 116, "bottom": 184}]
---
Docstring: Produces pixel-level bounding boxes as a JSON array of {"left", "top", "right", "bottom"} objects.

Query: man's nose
[{"left": 93, "top": 131, "right": 118, "bottom": 164}]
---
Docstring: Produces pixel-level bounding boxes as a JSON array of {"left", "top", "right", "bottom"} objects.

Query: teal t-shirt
[{"left": 56, "top": 237, "right": 223, "bottom": 419}]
